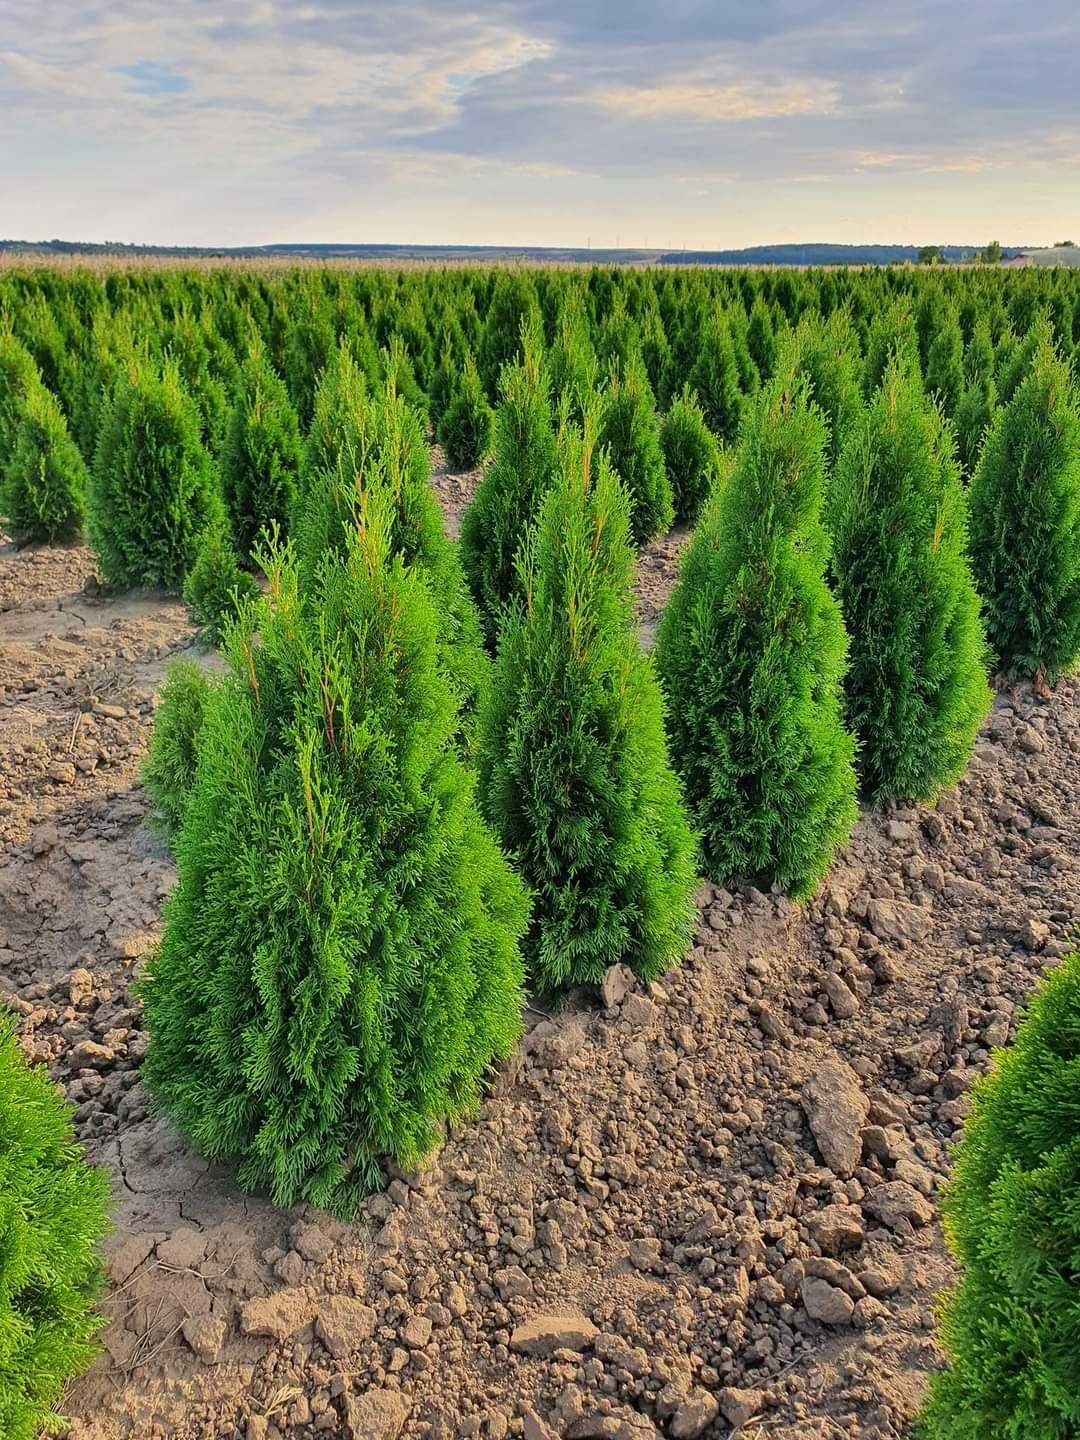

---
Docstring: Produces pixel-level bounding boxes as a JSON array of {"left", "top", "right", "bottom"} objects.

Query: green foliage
[
  {"left": 689, "top": 309, "right": 745, "bottom": 442},
  {"left": 830, "top": 363, "right": 990, "bottom": 804},
  {"left": 460, "top": 342, "right": 560, "bottom": 645},
  {"left": 299, "top": 344, "right": 371, "bottom": 499},
  {"left": 788, "top": 309, "right": 863, "bottom": 468},
  {"left": 0, "top": 382, "right": 87, "bottom": 544},
  {"left": 969, "top": 337, "right": 1080, "bottom": 679},
  {"left": 996, "top": 312, "right": 1052, "bottom": 406},
  {"left": 0, "top": 1012, "right": 110, "bottom": 1440},
  {"left": 140, "top": 490, "right": 528, "bottom": 1213},
  {"left": 476, "top": 425, "right": 696, "bottom": 993},
  {"left": 294, "top": 379, "right": 490, "bottom": 745},
  {"left": 221, "top": 343, "right": 302, "bottom": 561},
  {"left": 862, "top": 301, "right": 920, "bottom": 397},
  {"left": 478, "top": 272, "right": 541, "bottom": 396},
  {"left": 659, "top": 386, "right": 723, "bottom": 525},
  {"left": 182, "top": 525, "right": 258, "bottom": 645},
  {"left": 437, "top": 355, "right": 495, "bottom": 469},
  {"left": 143, "top": 660, "right": 212, "bottom": 838},
  {"left": 0, "top": 331, "right": 41, "bottom": 468},
  {"left": 88, "top": 359, "right": 224, "bottom": 592},
  {"left": 955, "top": 317, "right": 998, "bottom": 472},
  {"left": 746, "top": 294, "right": 778, "bottom": 382},
  {"left": 917, "top": 951, "right": 1080, "bottom": 1440},
  {"left": 925, "top": 302, "right": 965, "bottom": 418},
  {"left": 598, "top": 357, "right": 673, "bottom": 544},
  {"left": 656, "top": 369, "right": 857, "bottom": 899}
]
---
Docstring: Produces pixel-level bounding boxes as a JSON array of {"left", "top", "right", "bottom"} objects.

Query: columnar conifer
[
  {"left": 830, "top": 363, "right": 990, "bottom": 803},
  {"left": 660, "top": 387, "right": 723, "bottom": 525},
  {"left": 140, "top": 487, "right": 528, "bottom": 1213},
  {"left": 220, "top": 341, "right": 302, "bottom": 561},
  {"left": 656, "top": 365, "right": 857, "bottom": 898},
  {"left": 476, "top": 425, "right": 696, "bottom": 993},
  {"left": 598, "top": 357, "right": 673, "bottom": 544},
  {"left": 1, "top": 383, "right": 87, "bottom": 544}
]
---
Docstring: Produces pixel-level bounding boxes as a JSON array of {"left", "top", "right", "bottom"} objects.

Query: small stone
[
  {"left": 314, "top": 1295, "right": 377, "bottom": 1358},
  {"left": 802, "top": 1057, "right": 869, "bottom": 1178},
  {"left": 719, "top": 1387, "right": 765, "bottom": 1428},
  {"left": 291, "top": 1222, "right": 334, "bottom": 1263},
  {"left": 67, "top": 968, "right": 95, "bottom": 1007},
  {"left": 600, "top": 963, "right": 636, "bottom": 1010},
  {"left": 239, "top": 1289, "right": 314, "bottom": 1343},
  {"left": 182, "top": 1313, "right": 226, "bottom": 1364},
  {"left": 510, "top": 1313, "right": 599, "bottom": 1356},
  {"left": 522, "top": 1412, "right": 559, "bottom": 1440},
  {"left": 669, "top": 1390, "right": 719, "bottom": 1437},
  {"left": 811, "top": 1204, "right": 865, "bottom": 1255},
  {"left": 1015, "top": 724, "right": 1045, "bottom": 754},
  {"left": 344, "top": 1387, "right": 409, "bottom": 1440},
  {"left": 402, "top": 1313, "right": 432, "bottom": 1349},
  {"left": 821, "top": 973, "right": 858, "bottom": 1019},
  {"left": 863, "top": 1180, "right": 934, "bottom": 1230},
  {"left": 801, "top": 1276, "right": 855, "bottom": 1326}
]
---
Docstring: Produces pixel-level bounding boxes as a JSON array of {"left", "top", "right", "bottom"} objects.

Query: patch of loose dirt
[{"left": 2, "top": 495, "right": 1078, "bottom": 1440}]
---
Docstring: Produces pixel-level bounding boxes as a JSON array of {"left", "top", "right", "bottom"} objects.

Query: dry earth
[{"left": 1, "top": 462, "right": 1077, "bottom": 1440}]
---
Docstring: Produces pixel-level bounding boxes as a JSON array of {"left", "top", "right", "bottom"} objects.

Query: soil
[{"left": 2, "top": 467, "right": 1077, "bottom": 1440}]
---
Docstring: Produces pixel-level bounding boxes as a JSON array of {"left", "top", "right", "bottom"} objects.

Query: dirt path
[{"left": 1, "top": 498, "right": 1077, "bottom": 1440}]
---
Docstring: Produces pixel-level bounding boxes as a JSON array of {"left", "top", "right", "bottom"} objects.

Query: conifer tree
[
  {"left": 143, "top": 660, "right": 212, "bottom": 838},
  {"left": 460, "top": 341, "right": 560, "bottom": 644},
  {"left": 656, "top": 366, "right": 857, "bottom": 898},
  {"left": 925, "top": 302, "right": 965, "bottom": 418},
  {"left": 830, "top": 362, "right": 990, "bottom": 804},
  {"left": 295, "top": 380, "right": 490, "bottom": 742},
  {"left": 437, "top": 354, "right": 494, "bottom": 469},
  {"left": 0, "top": 1012, "right": 110, "bottom": 1440},
  {"left": 298, "top": 344, "right": 372, "bottom": 503},
  {"left": 478, "top": 272, "right": 541, "bottom": 396},
  {"left": 0, "top": 382, "right": 87, "bottom": 544},
  {"left": 88, "top": 359, "right": 224, "bottom": 593},
  {"left": 476, "top": 424, "right": 696, "bottom": 993},
  {"left": 954, "top": 316, "right": 997, "bottom": 473},
  {"left": 862, "top": 302, "right": 920, "bottom": 396},
  {"left": 140, "top": 487, "right": 528, "bottom": 1213},
  {"left": 182, "top": 524, "right": 258, "bottom": 644},
  {"left": 789, "top": 309, "right": 863, "bottom": 469},
  {"left": 547, "top": 300, "right": 598, "bottom": 425},
  {"left": 747, "top": 294, "right": 778, "bottom": 382},
  {"left": 0, "top": 331, "right": 41, "bottom": 469},
  {"left": 996, "top": 312, "right": 1052, "bottom": 406},
  {"left": 598, "top": 356, "right": 673, "bottom": 544},
  {"left": 660, "top": 386, "right": 723, "bottom": 525},
  {"left": 220, "top": 341, "right": 302, "bottom": 561},
  {"left": 688, "top": 309, "right": 745, "bottom": 443},
  {"left": 969, "top": 336, "right": 1080, "bottom": 682},
  {"left": 918, "top": 951, "right": 1080, "bottom": 1440}
]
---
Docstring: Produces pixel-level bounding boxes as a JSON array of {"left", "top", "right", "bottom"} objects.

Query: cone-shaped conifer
[
  {"left": 969, "top": 336, "right": 1080, "bottom": 680},
  {"left": 143, "top": 660, "right": 212, "bottom": 839},
  {"left": 917, "top": 951, "right": 1080, "bottom": 1440},
  {"left": 220, "top": 342, "right": 302, "bottom": 561},
  {"left": 0, "top": 1012, "right": 110, "bottom": 1440},
  {"left": 689, "top": 309, "right": 745, "bottom": 442},
  {"left": 660, "top": 387, "right": 723, "bottom": 525},
  {"left": 476, "top": 424, "right": 696, "bottom": 993},
  {"left": 830, "top": 363, "right": 990, "bottom": 804},
  {"left": 656, "top": 366, "right": 857, "bottom": 898},
  {"left": 789, "top": 309, "right": 863, "bottom": 469},
  {"left": 598, "top": 357, "right": 673, "bottom": 544},
  {"left": 140, "top": 487, "right": 528, "bottom": 1213},
  {"left": 1, "top": 383, "right": 87, "bottom": 544},
  {"left": 460, "top": 340, "right": 560, "bottom": 644},
  {"left": 88, "top": 359, "right": 224, "bottom": 592},
  {"left": 437, "top": 354, "right": 494, "bottom": 469}
]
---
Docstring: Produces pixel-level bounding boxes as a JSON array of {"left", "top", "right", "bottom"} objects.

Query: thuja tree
[
  {"left": 660, "top": 386, "right": 723, "bottom": 525},
  {"left": 437, "top": 354, "right": 494, "bottom": 469},
  {"left": 182, "top": 524, "right": 258, "bottom": 645},
  {"left": 789, "top": 309, "right": 863, "bottom": 469},
  {"left": 88, "top": 360, "right": 224, "bottom": 592},
  {"left": 747, "top": 294, "right": 778, "bottom": 382},
  {"left": 598, "top": 356, "right": 673, "bottom": 545},
  {"left": 220, "top": 341, "right": 302, "bottom": 561},
  {"left": 969, "top": 336, "right": 1080, "bottom": 682},
  {"left": 955, "top": 316, "right": 997, "bottom": 473},
  {"left": 298, "top": 343, "right": 372, "bottom": 503},
  {"left": 924, "top": 301, "right": 965, "bottom": 419},
  {"left": 143, "top": 660, "right": 212, "bottom": 839},
  {"left": 0, "top": 331, "right": 41, "bottom": 468},
  {"left": 295, "top": 380, "right": 490, "bottom": 742},
  {"left": 0, "top": 1012, "right": 110, "bottom": 1440},
  {"left": 655, "top": 367, "right": 857, "bottom": 898},
  {"left": 478, "top": 271, "right": 541, "bottom": 397},
  {"left": 917, "top": 951, "right": 1080, "bottom": 1440},
  {"left": 460, "top": 340, "right": 560, "bottom": 645},
  {"left": 830, "top": 363, "right": 990, "bottom": 804},
  {"left": 0, "top": 382, "right": 87, "bottom": 545},
  {"left": 862, "top": 302, "right": 920, "bottom": 396},
  {"left": 689, "top": 308, "right": 744, "bottom": 443},
  {"left": 140, "top": 489, "right": 528, "bottom": 1213},
  {"left": 476, "top": 425, "right": 696, "bottom": 993}
]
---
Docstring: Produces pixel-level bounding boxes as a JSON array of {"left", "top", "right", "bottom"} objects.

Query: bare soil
[{"left": 2, "top": 473, "right": 1077, "bottom": 1440}]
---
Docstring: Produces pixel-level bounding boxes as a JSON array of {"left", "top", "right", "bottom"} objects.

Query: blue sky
[{"left": 3, "top": 1, "right": 1078, "bottom": 248}]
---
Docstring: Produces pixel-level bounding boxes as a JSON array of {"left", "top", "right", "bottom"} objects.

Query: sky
[{"left": 3, "top": 1, "right": 1079, "bottom": 250}]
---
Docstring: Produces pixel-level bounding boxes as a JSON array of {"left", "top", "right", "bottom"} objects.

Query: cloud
[{"left": 1, "top": 0, "right": 1079, "bottom": 246}]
